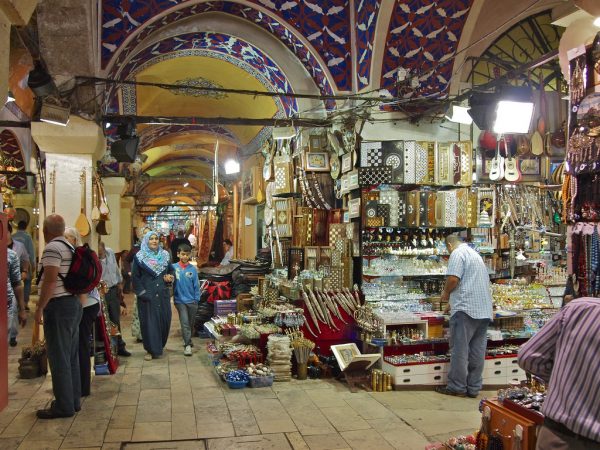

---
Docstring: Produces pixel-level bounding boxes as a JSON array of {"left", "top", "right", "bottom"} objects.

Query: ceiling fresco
[
  {"left": 381, "top": 0, "right": 474, "bottom": 100},
  {"left": 356, "top": 0, "right": 381, "bottom": 91}
]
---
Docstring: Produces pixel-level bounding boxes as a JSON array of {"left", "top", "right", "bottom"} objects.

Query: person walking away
[
  {"left": 64, "top": 227, "right": 100, "bottom": 397},
  {"left": 7, "top": 223, "right": 29, "bottom": 347},
  {"left": 131, "top": 231, "right": 174, "bottom": 360},
  {"left": 170, "top": 230, "right": 191, "bottom": 264},
  {"left": 6, "top": 247, "right": 26, "bottom": 344},
  {"left": 518, "top": 297, "right": 600, "bottom": 449},
  {"left": 34, "top": 214, "right": 83, "bottom": 419},
  {"left": 13, "top": 220, "right": 35, "bottom": 310},
  {"left": 119, "top": 250, "right": 132, "bottom": 293},
  {"left": 172, "top": 244, "right": 200, "bottom": 356},
  {"left": 188, "top": 232, "right": 197, "bottom": 260},
  {"left": 435, "top": 234, "right": 493, "bottom": 398},
  {"left": 98, "top": 242, "right": 130, "bottom": 357}
]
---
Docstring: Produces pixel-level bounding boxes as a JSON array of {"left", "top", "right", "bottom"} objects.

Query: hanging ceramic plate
[
  {"left": 263, "top": 152, "right": 273, "bottom": 181},
  {"left": 265, "top": 181, "right": 275, "bottom": 209},
  {"left": 264, "top": 206, "right": 274, "bottom": 226},
  {"left": 330, "top": 153, "right": 341, "bottom": 179}
]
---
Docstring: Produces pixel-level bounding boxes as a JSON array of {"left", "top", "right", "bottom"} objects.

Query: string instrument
[
  {"left": 488, "top": 135, "right": 505, "bottom": 181},
  {"left": 504, "top": 136, "right": 521, "bottom": 182},
  {"left": 49, "top": 168, "right": 56, "bottom": 213},
  {"left": 91, "top": 174, "right": 100, "bottom": 221},
  {"left": 74, "top": 169, "right": 91, "bottom": 237},
  {"left": 95, "top": 175, "right": 112, "bottom": 235}
]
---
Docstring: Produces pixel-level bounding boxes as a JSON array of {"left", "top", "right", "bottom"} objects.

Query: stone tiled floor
[{"left": 0, "top": 295, "right": 492, "bottom": 449}]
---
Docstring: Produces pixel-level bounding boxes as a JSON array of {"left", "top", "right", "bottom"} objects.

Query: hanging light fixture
[
  {"left": 493, "top": 86, "right": 535, "bottom": 134},
  {"left": 224, "top": 159, "right": 240, "bottom": 174},
  {"left": 444, "top": 104, "right": 473, "bottom": 125}
]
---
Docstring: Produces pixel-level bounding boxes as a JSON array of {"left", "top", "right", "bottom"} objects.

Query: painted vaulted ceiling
[{"left": 92, "top": 0, "right": 561, "bottom": 211}]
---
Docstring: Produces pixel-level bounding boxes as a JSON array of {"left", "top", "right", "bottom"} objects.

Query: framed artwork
[
  {"left": 287, "top": 247, "right": 304, "bottom": 280},
  {"left": 331, "top": 343, "right": 359, "bottom": 372},
  {"left": 518, "top": 157, "right": 542, "bottom": 181},
  {"left": 475, "top": 149, "right": 494, "bottom": 182},
  {"left": 348, "top": 198, "right": 361, "bottom": 218},
  {"left": 304, "top": 152, "right": 330, "bottom": 172},
  {"left": 347, "top": 169, "right": 359, "bottom": 190},
  {"left": 242, "top": 166, "right": 260, "bottom": 204},
  {"left": 309, "top": 134, "right": 325, "bottom": 152},
  {"left": 340, "top": 173, "right": 349, "bottom": 194},
  {"left": 341, "top": 152, "right": 353, "bottom": 173}
]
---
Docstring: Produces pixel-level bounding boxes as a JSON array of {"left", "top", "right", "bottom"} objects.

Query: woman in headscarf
[{"left": 131, "top": 231, "right": 174, "bottom": 360}]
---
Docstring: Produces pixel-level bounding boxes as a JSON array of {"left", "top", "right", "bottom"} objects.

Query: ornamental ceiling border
[
  {"left": 355, "top": 0, "right": 381, "bottom": 90},
  {"left": 107, "top": 31, "right": 298, "bottom": 118},
  {"left": 101, "top": 1, "right": 337, "bottom": 109},
  {"left": 380, "top": 0, "right": 473, "bottom": 103},
  {"left": 139, "top": 125, "right": 241, "bottom": 153}
]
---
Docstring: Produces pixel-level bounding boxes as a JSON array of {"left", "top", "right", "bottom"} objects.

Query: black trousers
[
  {"left": 43, "top": 296, "right": 83, "bottom": 415},
  {"left": 78, "top": 302, "right": 99, "bottom": 397},
  {"left": 105, "top": 286, "right": 126, "bottom": 351}
]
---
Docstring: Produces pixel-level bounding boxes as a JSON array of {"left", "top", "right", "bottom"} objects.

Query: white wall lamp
[{"left": 445, "top": 104, "right": 473, "bottom": 125}]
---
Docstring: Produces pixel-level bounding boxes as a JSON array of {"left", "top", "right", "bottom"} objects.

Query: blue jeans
[
  {"left": 447, "top": 311, "right": 489, "bottom": 395},
  {"left": 23, "top": 277, "right": 32, "bottom": 308},
  {"left": 175, "top": 302, "right": 199, "bottom": 347},
  {"left": 43, "top": 296, "right": 83, "bottom": 415},
  {"left": 7, "top": 298, "right": 17, "bottom": 340}
]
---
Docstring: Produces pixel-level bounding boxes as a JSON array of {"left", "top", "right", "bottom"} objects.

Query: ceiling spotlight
[
  {"left": 6, "top": 91, "right": 15, "bottom": 104},
  {"left": 493, "top": 87, "right": 534, "bottom": 134},
  {"left": 445, "top": 105, "right": 473, "bottom": 125},
  {"left": 174, "top": 191, "right": 178, "bottom": 195},
  {"left": 224, "top": 159, "right": 240, "bottom": 175},
  {"left": 105, "top": 122, "right": 111, "bottom": 129},
  {"left": 183, "top": 181, "right": 189, "bottom": 187},
  {"left": 171, "top": 200, "right": 175, "bottom": 204},
  {"left": 27, "top": 62, "right": 56, "bottom": 97},
  {"left": 594, "top": 16, "right": 600, "bottom": 27}
]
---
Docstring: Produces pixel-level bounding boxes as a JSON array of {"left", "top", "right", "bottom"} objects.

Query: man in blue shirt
[
  {"left": 172, "top": 244, "right": 200, "bottom": 356},
  {"left": 436, "top": 235, "right": 493, "bottom": 398},
  {"left": 12, "top": 221, "right": 35, "bottom": 311}
]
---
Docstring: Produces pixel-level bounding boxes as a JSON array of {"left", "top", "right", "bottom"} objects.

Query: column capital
[
  {"left": 31, "top": 116, "right": 105, "bottom": 160},
  {"left": 103, "top": 177, "right": 126, "bottom": 195}
]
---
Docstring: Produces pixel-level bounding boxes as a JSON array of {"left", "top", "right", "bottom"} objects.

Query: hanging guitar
[
  {"left": 74, "top": 169, "right": 91, "bottom": 237},
  {"left": 488, "top": 134, "right": 505, "bottom": 181},
  {"left": 91, "top": 174, "right": 100, "bottom": 222},
  {"left": 530, "top": 71, "right": 545, "bottom": 156},
  {"left": 504, "top": 136, "right": 522, "bottom": 182},
  {"left": 96, "top": 175, "right": 112, "bottom": 235}
]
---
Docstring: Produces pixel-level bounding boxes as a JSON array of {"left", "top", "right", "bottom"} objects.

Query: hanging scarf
[{"left": 135, "top": 231, "right": 170, "bottom": 276}]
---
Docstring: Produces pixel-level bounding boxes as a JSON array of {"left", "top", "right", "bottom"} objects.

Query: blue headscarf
[{"left": 135, "top": 231, "right": 170, "bottom": 276}]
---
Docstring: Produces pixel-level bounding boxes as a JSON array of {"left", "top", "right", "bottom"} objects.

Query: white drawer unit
[
  {"left": 394, "top": 372, "right": 447, "bottom": 386},
  {"left": 384, "top": 361, "right": 448, "bottom": 377},
  {"left": 483, "top": 366, "right": 507, "bottom": 378},
  {"left": 484, "top": 358, "right": 504, "bottom": 369},
  {"left": 506, "top": 367, "right": 527, "bottom": 382},
  {"left": 482, "top": 375, "right": 507, "bottom": 385}
]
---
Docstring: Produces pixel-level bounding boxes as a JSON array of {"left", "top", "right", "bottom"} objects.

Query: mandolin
[
  {"left": 75, "top": 169, "right": 91, "bottom": 237},
  {"left": 49, "top": 168, "right": 56, "bottom": 213}
]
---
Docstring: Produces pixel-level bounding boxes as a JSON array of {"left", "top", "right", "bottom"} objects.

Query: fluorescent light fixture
[
  {"left": 493, "top": 101, "right": 534, "bottom": 134},
  {"left": 224, "top": 159, "right": 240, "bottom": 174},
  {"left": 272, "top": 126, "right": 296, "bottom": 140},
  {"left": 445, "top": 105, "right": 473, "bottom": 125},
  {"left": 40, "top": 102, "right": 70, "bottom": 126},
  {"left": 594, "top": 16, "right": 600, "bottom": 27},
  {"left": 183, "top": 181, "right": 189, "bottom": 187},
  {"left": 6, "top": 92, "right": 15, "bottom": 103}
]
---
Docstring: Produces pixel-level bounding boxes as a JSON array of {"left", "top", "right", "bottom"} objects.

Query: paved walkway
[{"left": 0, "top": 294, "right": 490, "bottom": 449}]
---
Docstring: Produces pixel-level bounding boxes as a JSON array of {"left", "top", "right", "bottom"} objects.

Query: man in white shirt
[
  {"left": 220, "top": 239, "right": 234, "bottom": 266},
  {"left": 35, "top": 214, "right": 83, "bottom": 419}
]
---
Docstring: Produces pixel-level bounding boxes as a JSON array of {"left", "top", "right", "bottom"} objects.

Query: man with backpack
[{"left": 34, "top": 214, "right": 84, "bottom": 419}]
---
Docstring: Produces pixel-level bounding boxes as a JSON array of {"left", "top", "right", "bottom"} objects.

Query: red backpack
[{"left": 38, "top": 241, "right": 103, "bottom": 295}]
